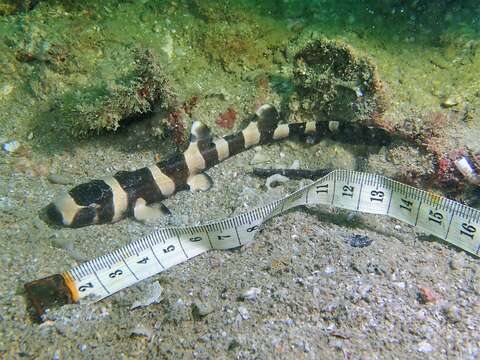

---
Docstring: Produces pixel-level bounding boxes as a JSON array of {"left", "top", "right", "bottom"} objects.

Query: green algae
[
  {"left": 0, "top": 0, "right": 36, "bottom": 15},
  {"left": 0, "top": 0, "right": 479, "bottom": 151},
  {"left": 290, "top": 37, "right": 385, "bottom": 123}
]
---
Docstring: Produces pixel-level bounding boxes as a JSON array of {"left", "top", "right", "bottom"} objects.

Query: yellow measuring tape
[{"left": 25, "top": 170, "right": 480, "bottom": 317}]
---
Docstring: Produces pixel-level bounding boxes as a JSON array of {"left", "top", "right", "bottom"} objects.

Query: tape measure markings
[{"left": 24, "top": 170, "right": 480, "bottom": 316}]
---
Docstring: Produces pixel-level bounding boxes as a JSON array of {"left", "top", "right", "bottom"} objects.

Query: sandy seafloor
[{"left": 1, "top": 1, "right": 480, "bottom": 359}]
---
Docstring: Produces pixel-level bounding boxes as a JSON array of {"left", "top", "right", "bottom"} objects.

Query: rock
[
  {"left": 239, "top": 287, "right": 261, "bottom": 301},
  {"left": 289, "top": 159, "right": 300, "bottom": 169},
  {"left": 250, "top": 152, "right": 268, "bottom": 165},
  {"left": 441, "top": 96, "right": 459, "bottom": 108},
  {"left": 50, "top": 234, "right": 74, "bottom": 252},
  {"left": 47, "top": 174, "right": 75, "bottom": 185},
  {"left": 192, "top": 300, "right": 214, "bottom": 318},
  {"left": 131, "top": 282, "right": 163, "bottom": 310},
  {"left": 443, "top": 304, "right": 462, "bottom": 323},
  {"left": 324, "top": 266, "right": 335, "bottom": 275},
  {"left": 130, "top": 324, "right": 153, "bottom": 339},
  {"left": 417, "top": 341, "right": 433, "bottom": 353},
  {"left": 165, "top": 298, "right": 191, "bottom": 323},
  {"left": 449, "top": 255, "right": 466, "bottom": 271},
  {"left": 290, "top": 37, "right": 384, "bottom": 123}
]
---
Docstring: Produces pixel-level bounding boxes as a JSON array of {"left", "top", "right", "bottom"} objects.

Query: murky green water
[{"left": 1, "top": 1, "right": 480, "bottom": 358}]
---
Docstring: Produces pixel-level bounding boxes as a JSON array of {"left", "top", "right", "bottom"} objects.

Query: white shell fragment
[
  {"left": 240, "top": 287, "right": 261, "bottom": 301},
  {"left": 2, "top": 140, "right": 21, "bottom": 153}
]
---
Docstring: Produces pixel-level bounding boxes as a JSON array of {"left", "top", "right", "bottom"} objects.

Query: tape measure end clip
[{"left": 24, "top": 274, "right": 77, "bottom": 319}]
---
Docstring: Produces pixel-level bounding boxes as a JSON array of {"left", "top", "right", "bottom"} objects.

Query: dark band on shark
[{"left": 45, "top": 104, "right": 391, "bottom": 228}]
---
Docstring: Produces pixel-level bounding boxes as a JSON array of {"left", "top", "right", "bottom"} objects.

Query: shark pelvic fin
[
  {"left": 187, "top": 173, "right": 213, "bottom": 192},
  {"left": 133, "top": 198, "right": 171, "bottom": 222}
]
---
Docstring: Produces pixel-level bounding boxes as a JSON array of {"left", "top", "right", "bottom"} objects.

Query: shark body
[{"left": 46, "top": 104, "right": 390, "bottom": 228}]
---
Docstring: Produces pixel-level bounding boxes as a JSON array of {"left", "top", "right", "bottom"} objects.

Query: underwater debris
[
  {"left": 290, "top": 37, "right": 386, "bottom": 124},
  {"left": 59, "top": 48, "right": 175, "bottom": 137},
  {"left": 455, "top": 155, "right": 480, "bottom": 187},
  {"left": 166, "top": 109, "right": 187, "bottom": 147},
  {"left": 252, "top": 168, "right": 331, "bottom": 180},
  {"left": 348, "top": 234, "right": 373, "bottom": 248}
]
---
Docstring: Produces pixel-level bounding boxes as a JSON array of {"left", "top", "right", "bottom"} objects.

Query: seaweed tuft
[
  {"left": 58, "top": 48, "right": 175, "bottom": 137},
  {"left": 289, "top": 37, "right": 386, "bottom": 124}
]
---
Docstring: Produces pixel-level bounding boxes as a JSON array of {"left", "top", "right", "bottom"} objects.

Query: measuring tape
[{"left": 25, "top": 170, "right": 480, "bottom": 317}]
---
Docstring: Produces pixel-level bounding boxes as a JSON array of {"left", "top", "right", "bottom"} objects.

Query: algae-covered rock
[
  {"left": 0, "top": 0, "right": 37, "bottom": 15},
  {"left": 58, "top": 49, "right": 175, "bottom": 136},
  {"left": 290, "top": 38, "right": 385, "bottom": 123}
]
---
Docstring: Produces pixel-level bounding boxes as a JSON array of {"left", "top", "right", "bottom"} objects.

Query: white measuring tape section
[{"left": 25, "top": 170, "right": 480, "bottom": 316}]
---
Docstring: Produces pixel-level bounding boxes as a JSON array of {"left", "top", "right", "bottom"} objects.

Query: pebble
[
  {"left": 130, "top": 324, "right": 153, "bottom": 339},
  {"left": 441, "top": 96, "right": 459, "bottom": 108},
  {"left": 417, "top": 341, "right": 433, "bottom": 353},
  {"left": 239, "top": 287, "right": 261, "bottom": 301},
  {"left": 131, "top": 282, "right": 163, "bottom": 310},
  {"left": 0, "top": 83, "right": 13, "bottom": 97},
  {"left": 294, "top": 339, "right": 311, "bottom": 353},
  {"left": 166, "top": 298, "right": 191, "bottom": 323},
  {"left": 250, "top": 152, "right": 268, "bottom": 165},
  {"left": 50, "top": 234, "right": 74, "bottom": 251},
  {"left": 289, "top": 159, "right": 300, "bottom": 169},
  {"left": 192, "top": 300, "right": 214, "bottom": 317},
  {"left": 449, "top": 255, "right": 466, "bottom": 271},
  {"left": 2, "top": 140, "right": 21, "bottom": 153},
  {"left": 324, "top": 266, "right": 336, "bottom": 275},
  {"left": 443, "top": 304, "right": 462, "bottom": 323},
  {"left": 47, "top": 174, "right": 75, "bottom": 185}
]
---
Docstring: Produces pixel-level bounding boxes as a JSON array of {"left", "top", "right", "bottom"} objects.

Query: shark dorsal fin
[
  {"left": 189, "top": 120, "right": 212, "bottom": 143},
  {"left": 253, "top": 104, "right": 280, "bottom": 132}
]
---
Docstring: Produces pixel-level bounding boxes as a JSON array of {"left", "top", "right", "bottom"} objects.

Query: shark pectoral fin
[
  {"left": 187, "top": 173, "right": 213, "bottom": 192},
  {"left": 133, "top": 198, "right": 171, "bottom": 222}
]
